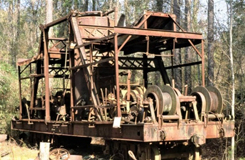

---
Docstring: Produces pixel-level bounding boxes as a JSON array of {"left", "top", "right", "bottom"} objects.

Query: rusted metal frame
[
  {"left": 118, "top": 35, "right": 132, "bottom": 52},
  {"left": 118, "top": 15, "right": 151, "bottom": 52},
  {"left": 114, "top": 27, "right": 203, "bottom": 40},
  {"left": 89, "top": 45, "right": 93, "bottom": 89},
  {"left": 69, "top": 57, "right": 114, "bottom": 71},
  {"left": 96, "top": 28, "right": 108, "bottom": 37},
  {"left": 119, "top": 57, "right": 154, "bottom": 68},
  {"left": 12, "top": 120, "right": 235, "bottom": 142},
  {"left": 77, "top": 11, "right": 103, "bottom": 17},
  {"left": 49, "top": 41, "right": 63, "bottom": 50},
  {"left": 70, "top": 17, "right": 102, "bottom": 121},
  {"left": 125, "top": 70, "right": 131, "bottom": 112},
  {"left": 153, "top": 56, "right": 171, "bottom": 85},
  {"left": 168, "top": 14, "right": 202, "bottom": 58},
  {"left": 48, "top": 50, "right": 68, "bottom": 54},
  {"left": 78, "top": 24, "right": 114, "bottom": 30},
  {"left": 49, "top": 68, "right": 68, "bottom": 75},
  {"left": 134, "top": 13, "right": 152, "bottom": 28},
  {"left": 20, "top": 63, "right": 31, "bottom": 74},
  {"left": 201, "top": 40, "right": 205, "bottom": 86},
  {"left": 171, "top": 39, "right": 175, "bottom": 79},
  {"left": 114, "top": 33, "right": 121, "bottom": 117},
  {"left": 18, "top": 66, "right": 23, "bottom": 120},
  {"left": 165, "top": 61, "right": 202, "bottom": 69},
  {"left": 145, "top": 11, "right": 173, "bottom": 18},
  {"left": 49, "top": 37, "right": 67, "bottom": 41},
  {"left": 144, "top": 13, "right": 148, "bottom": 29},
  {"left": 74, "top": 33, "right": 115, "bottom": 49},
  {"left": 29, "top": 64, "right": 34, "bottom": 114},
  {"left": 102, "top": 8, "right": 115, "bottom": 16},
  {"left": 69, "top": 33, "right": 74, "bottom": 120},
  {"left": 42, "top": 27, "right": 51, "bottom": 122},
  {"left": 84, "top": 28, "right": 96, "bottom": 37},
  {"left": 119, "top": 67, "right": 155, "bottom": 71},
  {"left": 43, "top": 13, "right": 71, "bottom": 29},
  {"left": 143, "top": 54, "right": 148, "bottom": 88},
  {"left": 89, "top": 44, "right": 104, "bottom": 118},
  {"left": 30, "top": 78, "right": 37, "bottom": 116}
]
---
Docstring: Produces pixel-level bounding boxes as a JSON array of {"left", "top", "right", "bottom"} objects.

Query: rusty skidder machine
[{"left": 12, "top": 8, "right": 234, "bottom": 160}]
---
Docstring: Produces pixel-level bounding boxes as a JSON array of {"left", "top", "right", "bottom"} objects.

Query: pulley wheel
[
  {"left": 135, "top": 86, "right": 146, "bottom": 100},
  {"left": 124, "top": 90, "right": 137, "bottom": 102},
  {"left": 144, "top": 85, "right": 162, "bottom": 116},
  {"left": 191, "top": 92, "right": 206, "bottom": 115},
  {"left": 192, "top": 86, "right": 211, "bottom": 112},
  {"left": 162, "top": 85, "right": 178, "bottom": 115},
  {"left": 206, "top": 86, "right": 223, "bottom": 113}
]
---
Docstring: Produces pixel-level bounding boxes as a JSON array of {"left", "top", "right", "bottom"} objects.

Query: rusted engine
[{"left": 12, "top": 8, "right": 234, "bottom": 160}]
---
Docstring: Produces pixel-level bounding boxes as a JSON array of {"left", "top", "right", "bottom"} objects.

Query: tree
[
  {"left": 227, "top": 1, "right": 235, "bottom": 159},
  {"left": 184, "top": 0, "right": 191, "bottom": 93},
  {"left": 207, "top": 0, "right": 214, "bottom": 86},
  {"left": 46, "top": 0, "right": 53, "bottom": 36},
  {"left": 173, "top": 0, "right": 182, "bottom": 91}
]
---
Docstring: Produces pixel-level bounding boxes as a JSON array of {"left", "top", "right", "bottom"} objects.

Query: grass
[{"left": 0, "top": 141, "right": 38, "bottom": 160}]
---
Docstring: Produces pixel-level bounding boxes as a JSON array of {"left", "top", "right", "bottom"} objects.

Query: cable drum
[
  {"left": 144, "top": 85, "right": 177, "bottom": 115},
  {"left": 206, "top": 86, "right": 223, "bottom": 113},
  {"left": 192, "top": 86, "right": 223, "bottom": 114}
]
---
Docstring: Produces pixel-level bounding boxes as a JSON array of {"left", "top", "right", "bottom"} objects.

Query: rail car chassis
[{"left": 12, "top": 8, "right": 234, "bottom": 160}]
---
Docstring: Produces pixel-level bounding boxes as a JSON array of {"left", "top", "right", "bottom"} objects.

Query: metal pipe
[
  {"left": 162, "top": 115, "right": 179, "bottom": 120},
  {"left": 18, "top": 66, "right": 22, "bottom": 120},
  {"left": 43, "top": 28, "right": 51, "bottom": 122},
  {"left": 201, "top": 40, "right": 205, "bottom": 87},
  {"left": 114, "top": 34, "right": 121, "bottom": 117}
]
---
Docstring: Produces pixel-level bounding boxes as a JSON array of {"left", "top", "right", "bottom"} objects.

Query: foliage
[{"left": 0, "top": 62, "right": 19, "bottom": 134}]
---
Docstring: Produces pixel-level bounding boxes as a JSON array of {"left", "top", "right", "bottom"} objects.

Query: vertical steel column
[
  {"left": 171, "top": 39, "right": 175, "bottom": 80},
  {"left": 114, "top": 34, "right": 121, "bottom": 117},
  {"left": 70, "top": 50, "right": 74, "bottom": 121},
  {"left": 143, "top": 15, "right": 148, "bottom": 88},
  {"left": 201, "top": 40, "right": 205, "bottom": 87},
  {"left": 18, "top": 66, "right": 22, "bottom": 120},
  {"left": 69, "top": 23, "right": 75, "bottom": 121},
  {"left": 30, "top": 64, "right": 33, "bottom": 114},
  {"left": 143, "top": 55, "right": 148, "bottom": 88},
  {"left": 43, "top": 28, "right": 50, "bottom": 122}
]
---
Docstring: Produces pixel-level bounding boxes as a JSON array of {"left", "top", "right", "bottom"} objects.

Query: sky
[{"left": 201, "top": 0, "right": 228, "bottom": 28}]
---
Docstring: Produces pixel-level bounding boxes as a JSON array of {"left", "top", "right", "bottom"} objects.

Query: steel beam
[
  {"left": 43, "top": 28, "right": 50, "bottom": 122},
  {"left": 114, "top": 27, "right": 203, "bottom": 39}
]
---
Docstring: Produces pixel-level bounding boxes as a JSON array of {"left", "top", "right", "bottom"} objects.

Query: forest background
[{"left": 0, "top": 0, "right": 244, "bottom": 159}]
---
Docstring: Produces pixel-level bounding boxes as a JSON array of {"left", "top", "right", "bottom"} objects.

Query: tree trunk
[
  {"left": 228, "top": 2, "right": 235, "bottom": 160},
  {"left": 46, "top": 0, "right": 53, "bottom": 36},
  {"left": 11, "top": 0, "right": 20, "bottom": 67},
  {"left": 92, "top": 0, "right": 96, "bottom": 11},
  {"left": 207, "top": 0, "right": 214, "bottom": 86},
  {"left": 84, "top": 0, "right": 89, "bottom": 11},
  {"left": 192, "top": 0, "right": 201, "bottom": 85},
  {"left": 156, "top": 0, "right": 163, "bottom": 12},
  {"left": 184, "top": 0, "right": 191, "bottom": 94},
  {"left": 173, "top": 0, "right": 182, "bottom": 91},
  {"left": 154, "top": 0, "right": 163, "bottom": 86}
]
